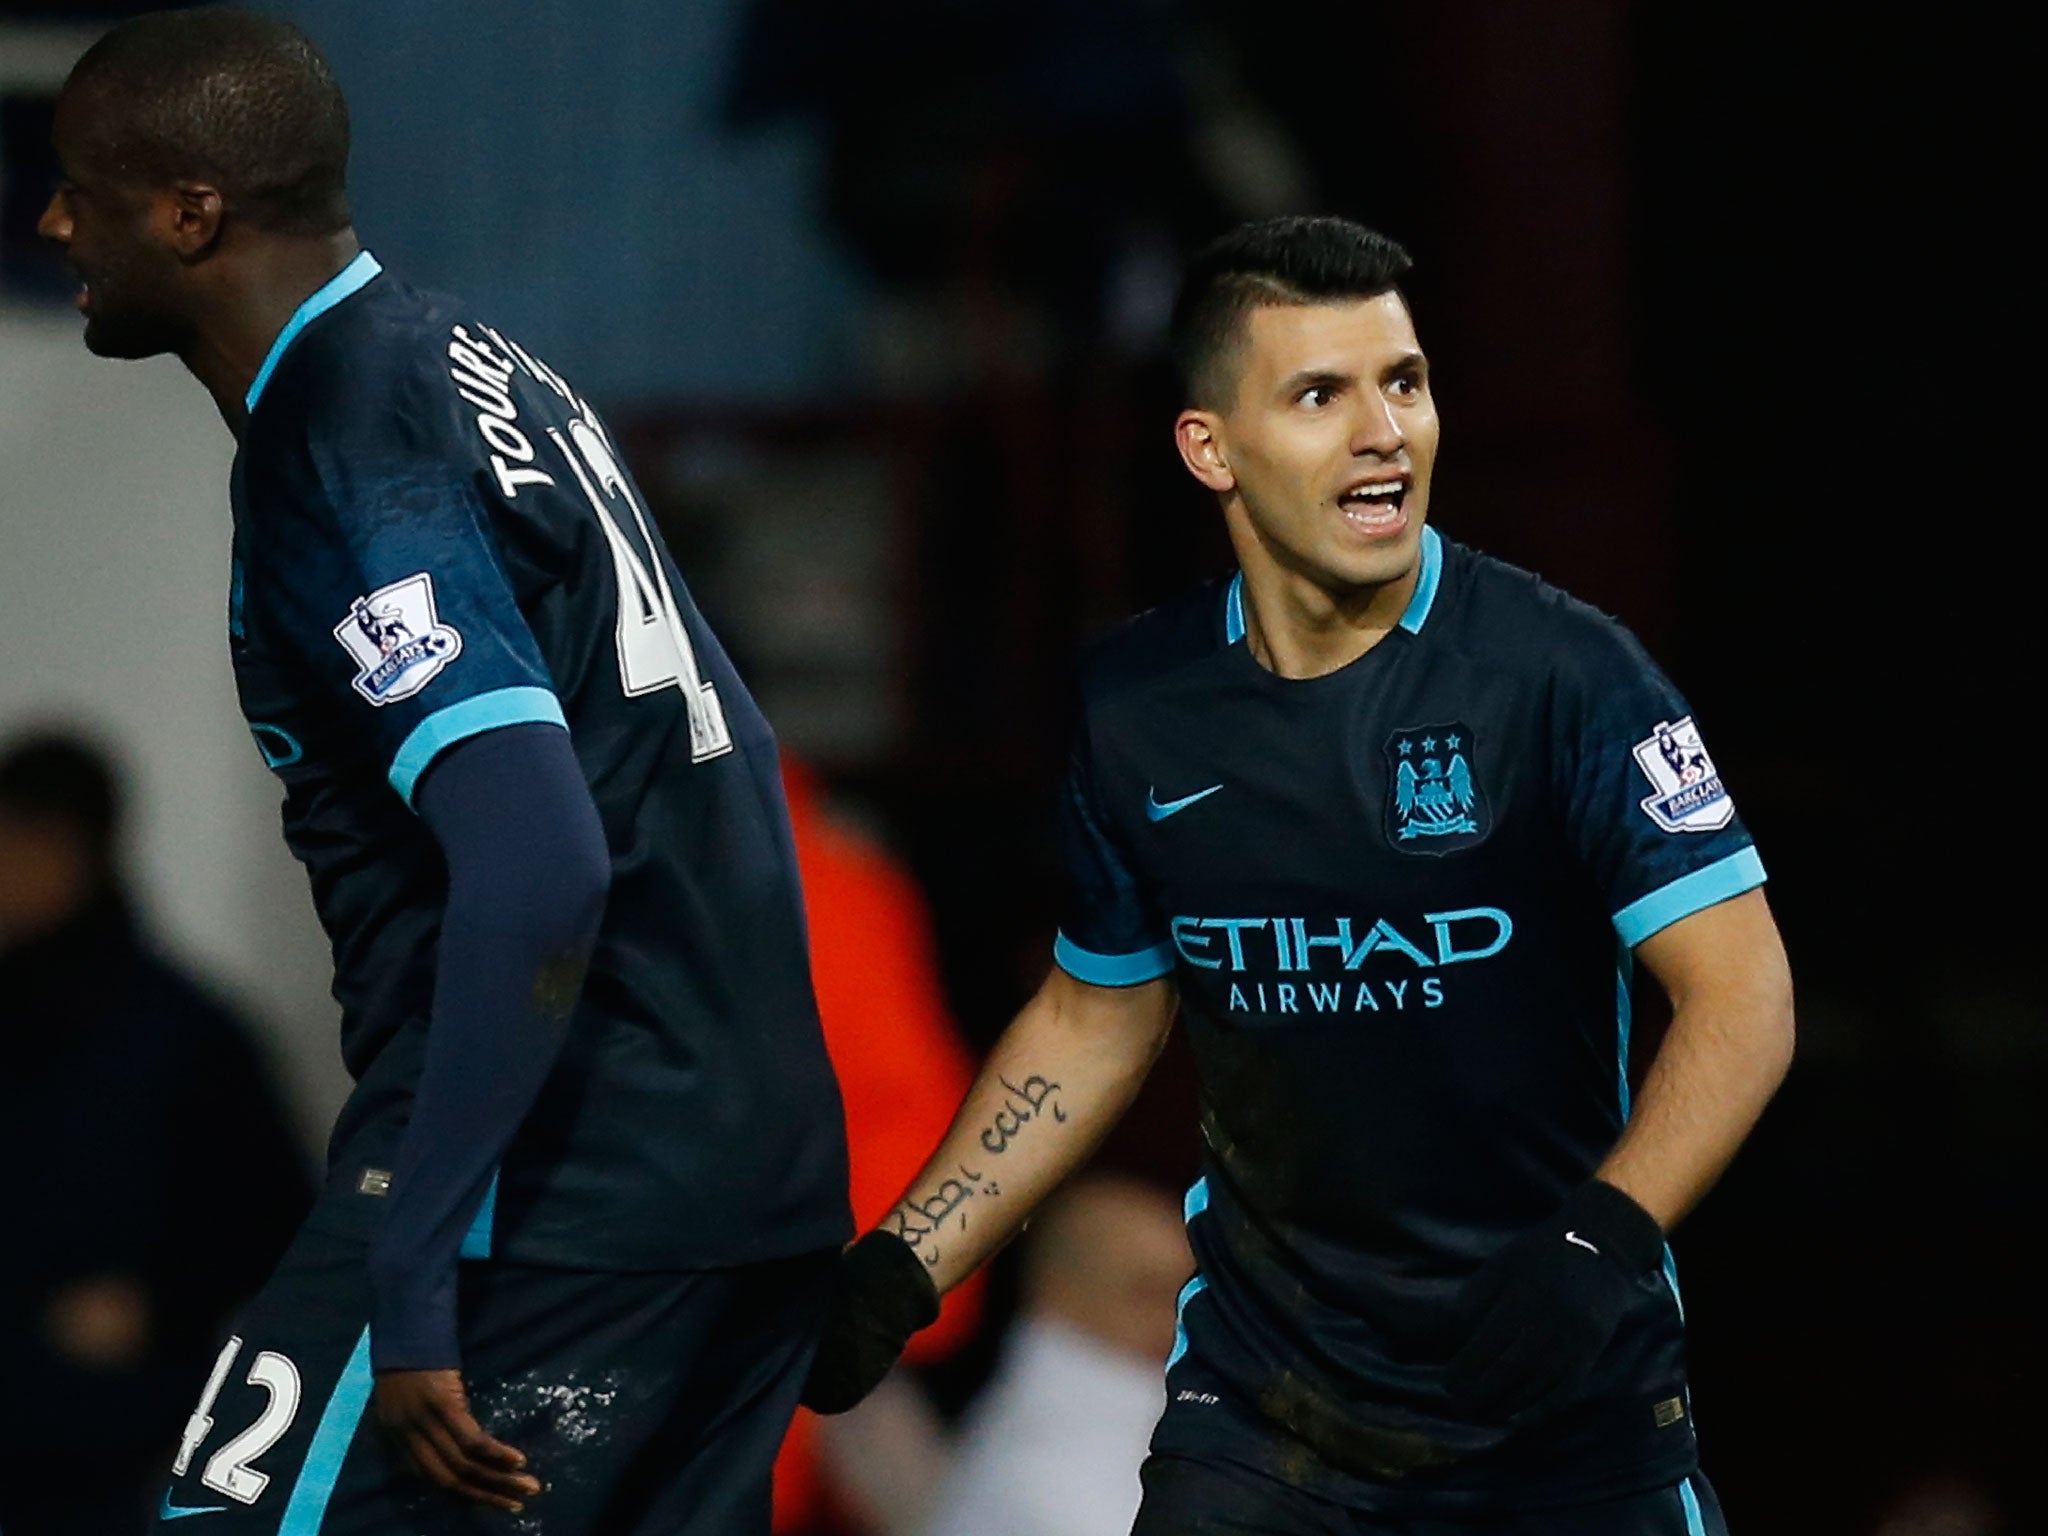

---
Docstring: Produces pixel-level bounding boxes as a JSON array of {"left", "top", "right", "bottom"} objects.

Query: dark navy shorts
[
  {"left": 1135, "top": 1347, "right": 1725, "bottom": 1536},
  {"left": 1132, "top": 1454, "right": 1729, "bottom": 1536},
  {"left": 151, "top": 1225, "right": 834, "bottom": 1535}
]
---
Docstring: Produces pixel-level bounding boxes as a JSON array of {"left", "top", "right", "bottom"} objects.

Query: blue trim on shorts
[
  {"left": 458, "top": 1171, "right": 500, "bottom": 1260},
  {"left": 277, "top": 1327, "right": 374, "bottom": 1535},
  {"left": 1679, "top": 1476, "right": 1708, "bottom": 1536},
  {"left": 388, "top": 686, "right": 568, "bottom": 807}
]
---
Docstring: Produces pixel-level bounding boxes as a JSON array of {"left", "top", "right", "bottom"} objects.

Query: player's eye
[
  {"left": 1387, "top": 371, "right": 1423, "bottom": 399},
  {"left": 1299, "top": 384, "right": 1337, "bottom": 408}
]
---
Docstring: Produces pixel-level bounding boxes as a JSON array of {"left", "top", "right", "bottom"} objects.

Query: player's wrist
[
  {"left": 848, "top": 1229, "right": 942, "bottom": 1330},
  {"left": 368, "top": 1322, "right": 461, "bottom": 1374},
  {"left": 800, "top": 1231, "right": 941, "bottom": 1415},
  {"left": 365, "top": 1258, "right": 462, "bottom": 1373},
  {"left": 1561, "top": 1179, "right": 1665, "bottom": 1276}
]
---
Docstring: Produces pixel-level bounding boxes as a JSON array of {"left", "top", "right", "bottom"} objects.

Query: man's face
[
  {"left": 38, "top": 90, "right": 190, "bottom": 360},
  {"left": 0, "top": 812, "right": 91, "bottom": 948},
  {"left": 1194, "top": 294, "right": 1439, "bottom": 595}
]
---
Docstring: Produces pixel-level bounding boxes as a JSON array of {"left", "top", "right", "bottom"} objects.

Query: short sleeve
[
  {"left": 1553, "top": 620, "right": 1766, "bottom": 948},
  {"left": 1052, "top": 712, "right": 1174, "bottom": 987},
  {"left": 251, "top": 410, "right": 564, "bottom": 808}
]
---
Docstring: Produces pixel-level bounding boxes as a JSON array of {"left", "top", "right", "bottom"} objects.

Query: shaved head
[{"left": 65, "top": 5, "right": 349, "bottom": 235}]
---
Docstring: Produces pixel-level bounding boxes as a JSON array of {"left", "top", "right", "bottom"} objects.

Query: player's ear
[
  {"left": 1175, "top": 410, "right": 1236, "bottom": 495},
  {"left": 162, "top": 179, "right": 226, "bottom": 259}
]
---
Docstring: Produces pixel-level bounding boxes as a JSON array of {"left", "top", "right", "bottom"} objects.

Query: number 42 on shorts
[{"left": 174, "top": 1335, "right": 303, "bottom": 1504}]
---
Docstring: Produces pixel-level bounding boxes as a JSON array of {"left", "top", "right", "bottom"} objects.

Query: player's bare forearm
[
  {"left": 1598, "top": 887, "right": 1794, "bottom": 1230},
  {"left": 878, "top": 966, "right": 1176, "bottom": 1296}
]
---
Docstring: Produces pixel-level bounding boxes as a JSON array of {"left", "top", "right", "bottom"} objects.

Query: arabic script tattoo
[
  {"left": 980, "top": 1074, "right": 1066, "bottom": 1155},
  {"left": 885, "top": 1163, "right": 1001, "bottom": 1270}
]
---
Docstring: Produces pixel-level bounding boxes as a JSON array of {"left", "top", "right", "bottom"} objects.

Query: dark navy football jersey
[
  {"left": 1055, "top": 527, "right": 1765, "bottom": 1511},
  {"left": 228, "top": 253, "right": 850, "bottom": 1271}
]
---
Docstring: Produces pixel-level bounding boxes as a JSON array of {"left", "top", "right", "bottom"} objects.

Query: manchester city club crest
[
  {"left": 332, "top": 572, "right": 464, "bottom": 705},
  {"left": 1383, "top": 722, "right": 1490, "bottom": 855}
]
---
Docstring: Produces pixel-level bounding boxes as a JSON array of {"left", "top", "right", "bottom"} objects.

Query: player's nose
[
  {"left": 37, "top": 189, "right": 72, "bottom": 244},
  {"left": 1348, "top": 390, "right": 1404, "bottom": 457}
]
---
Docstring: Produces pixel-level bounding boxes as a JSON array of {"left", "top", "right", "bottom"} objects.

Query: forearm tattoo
[{"left": 886, "top": 1074, "right": 1065, "bottom": 1269}]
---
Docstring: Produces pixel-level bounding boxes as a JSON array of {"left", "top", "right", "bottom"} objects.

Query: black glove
[
  {"left": 800, "top": 1231, "right": 941, "bottom": 1414},
  {"left": 1444, "top": 1180, "right": 1665, "bottom": 1424}
]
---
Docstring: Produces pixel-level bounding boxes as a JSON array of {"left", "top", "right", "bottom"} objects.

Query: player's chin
[
  {"left": 80, "top": 308, "right": 172, "bottom": 360},
  {"left": 1323, "top": 516, "right": 1423, "bottom": 586}
]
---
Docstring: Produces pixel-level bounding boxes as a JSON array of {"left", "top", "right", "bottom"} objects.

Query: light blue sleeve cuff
[
  {"left": 1053, "top": 931, "right": 1176, "bottom": 987},
  {"left": 1612, "top": 846, "right": 1767, "bottom": 948},
  {"left": 388, "top": 686, "right": 568, "bottom": 808}
]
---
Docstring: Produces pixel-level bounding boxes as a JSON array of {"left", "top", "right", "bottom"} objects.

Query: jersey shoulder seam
[
  {"left": 1436, "top": 540, "right": 1647, "bottom": 683},
  {"left": 1075, "top": 577, "right": 1234, "bottom": 711}
]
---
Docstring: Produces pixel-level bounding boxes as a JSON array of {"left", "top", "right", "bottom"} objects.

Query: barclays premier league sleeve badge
[
  {"left": 1631, "top": 716, "right": 1734, "bottom": 832},
  {"left": 332, "top": 572, "right": 464, "bottom": 705}
]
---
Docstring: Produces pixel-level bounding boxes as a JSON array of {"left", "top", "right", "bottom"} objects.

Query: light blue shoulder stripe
[
  {"left": 245, "top": 250, "right": 383, "bottom": 413},
  {"left": 276, "top": 1327, "right": 373, "bottom": 1536},
  {"left": 1613, "top": 846, "right": 1766, "bottom": 948},
  {"left": 1053, "top": 932, "right": 1175, "bottom": 988},
  {"left": 1397, "top": 525, "right": 1444, "bottom": 634},
  {"left": 388, "top": 686, "right": 568, "bottom": 808}
]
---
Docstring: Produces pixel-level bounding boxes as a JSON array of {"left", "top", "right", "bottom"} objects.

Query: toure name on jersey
[
  {"left": 1170, "top": 907, "right": 1512, "bottom": 1016},
  {"left": 444, "top": 321, "right": 586, "bottom": 500}
]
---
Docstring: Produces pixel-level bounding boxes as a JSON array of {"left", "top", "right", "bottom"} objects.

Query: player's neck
[
  {"left": 181, "top": 230, "right": 363, "bottom": 437},
  {"left": 1237, "top": 554, "right": 1419, "bottom": 681}
]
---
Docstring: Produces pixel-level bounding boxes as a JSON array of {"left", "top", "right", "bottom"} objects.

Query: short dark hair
[
  {"left": 0, "top": 731, "right": 124, "bottom": 866},
  {"left": 66, "top": 6, "right": 350, "bottom": 236},
  {"left": 1170, "top": 217, "right": 1414, "bottom": 409}
]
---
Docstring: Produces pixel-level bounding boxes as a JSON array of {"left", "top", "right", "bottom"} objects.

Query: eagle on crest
[{"left": 1394, "top": 751, "right": 1480, "bottom": 839}]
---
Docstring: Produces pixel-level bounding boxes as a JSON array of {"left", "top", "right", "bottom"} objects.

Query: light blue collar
[
  {"left": 1222, "top": 525, "right": 1445, "bottom": 645},
  {"left": 1396, "top": 524, "right": 1445, "bottom": 634},
  {"left": 244, "top": 250, "right": 382, "bottom": 414}
]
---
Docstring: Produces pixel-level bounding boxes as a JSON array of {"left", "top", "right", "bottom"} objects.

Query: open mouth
[{"left": 1337, "top": 476, "right": 1410, "bottom": 538}]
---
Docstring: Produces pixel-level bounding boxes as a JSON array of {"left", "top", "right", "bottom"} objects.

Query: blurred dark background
[{"left": 0, "top": 3, "right": 2031, "bottom": 1533}]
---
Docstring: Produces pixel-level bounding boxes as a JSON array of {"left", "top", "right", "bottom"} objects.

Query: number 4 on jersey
[{"left": 548, "top": 418, "right": 733, "bottom": 762}]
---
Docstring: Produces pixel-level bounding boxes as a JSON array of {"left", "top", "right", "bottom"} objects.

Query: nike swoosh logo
[
  {"left": 1147, "top": 784, "right": 1223, "bottom": 822},
  {"left": 1564, "top": 1231, "right": 1600, "bottom": 1254},
  {"left": 160, "top": 1492, "right": 230, "bottom": 1520}
]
